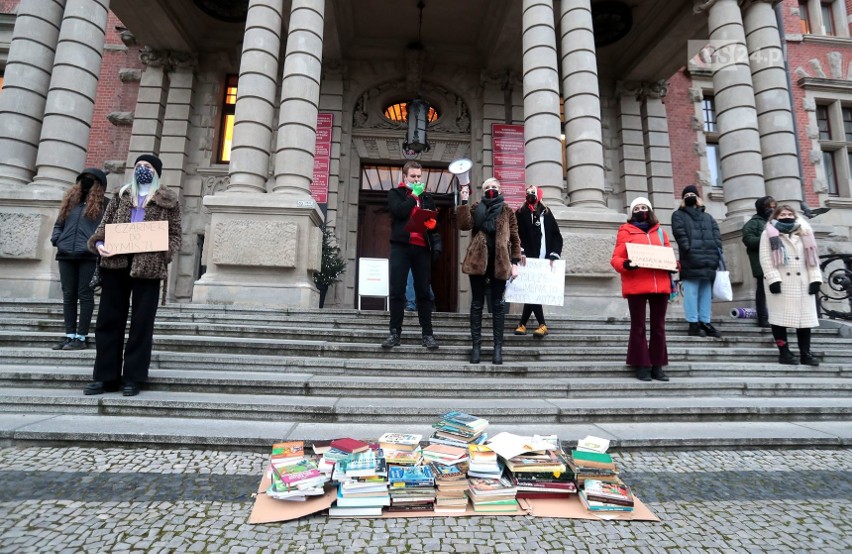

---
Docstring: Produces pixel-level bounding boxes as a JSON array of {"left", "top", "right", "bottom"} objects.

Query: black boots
[
  {"left": 651, "top": 365, "right": 669, "bottom": 381},
  {"left": 421, "top": 335, "right": 439, "bottom": 350},
  {"left": 688, "top": 322, "right": 706, "bottom": 337},
  {"left": 470, "top": 301, "right": 483, "bottom": 364},
  {"left": 636, "top": 366, "right": 652, "bottom": 381},
  {"left": 700, "top": 322, "right": 721, "bottom": 338},
  {"left": 381, "top": 329, "right": 400, "bottom": 349},
  {"left": 778, "top": 343, "right": 797, "bottom": 365},
  {"left": 492, "top": 298, "right": 505, "bottom": 365},
  {"left": 800, "top": 353, "right": 820, "bottom": 366}
]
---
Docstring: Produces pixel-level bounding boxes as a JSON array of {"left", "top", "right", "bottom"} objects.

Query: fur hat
[
  {"left": 135, "top": 154, "right": 163, "bottom": 177},
  {"left": 629, "top": 196, "right": 652, "bottom": 213},
  {"left": 681, "top": 184, "right": 700, "bottom": 198}
]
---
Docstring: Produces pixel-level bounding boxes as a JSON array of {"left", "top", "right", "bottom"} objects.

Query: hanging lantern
[{"left": 403, "top": 98, "right": 430, "bottom": 154}]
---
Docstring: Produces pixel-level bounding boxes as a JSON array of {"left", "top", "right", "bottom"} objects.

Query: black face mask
[
  {"left": 80, "top": 176, "right": 95, "bottom": 191},
  {"left": 525, "top": 193, "right": 537, "bottom": 205},
  {"left": 484, "top": 189, "right": 499, "bottom": 200},
  {"left": 684, "top": 196, "right": 698, "bottom": 207},
  {"left": 777, "top": 217, "right": 796, "bottom": 225},
  {"left": 632, "top": 211, "right": 649, "bottom": 222}
]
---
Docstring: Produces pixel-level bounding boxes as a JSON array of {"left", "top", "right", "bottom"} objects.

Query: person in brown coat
[
  {"left": 84, "top": 154, "right": 182, "bottom": 397},
  {"left": 457, "top": 177, "right": 522, "bottom": 365}
]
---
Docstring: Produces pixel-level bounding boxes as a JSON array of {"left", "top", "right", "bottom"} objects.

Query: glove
[
  {"left": 769, "top": 282, "right": 781, "bottom": 295},
  {"left": 410, "top": 182, "right": 425, "bottom": 197},
  {"left": 423, "top": 218, "right": 437, "bottom": 230},
  {"left": 808, "top": 282, "right": 821, "bottom": 295},
  {"left": 623, "top": 260, "right": 639, "bottom": 271}
]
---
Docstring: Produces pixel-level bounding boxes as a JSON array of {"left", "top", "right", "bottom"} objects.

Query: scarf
[
  {"left": 766, "top": 219, "right": 819, "bottom": 268},
  {"left": 474, "top": 195, "right": 504, "bottom": 235},
  {"left": 631, "top": 220, "right": 651, "bottom": 232}
]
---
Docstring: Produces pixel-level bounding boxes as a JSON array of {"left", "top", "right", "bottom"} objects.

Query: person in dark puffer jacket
[
  {"left": 84, "top": 154, "right": 182, "bottom": 397},
  {"left": 671, "top": 185, "right": 722, "bottom": 338},
  {"left": 50, "top": 168, "right": 109, "bottom": 351},
  {"left": 741, "top": 195, "right": 776, "bottom": 328}
]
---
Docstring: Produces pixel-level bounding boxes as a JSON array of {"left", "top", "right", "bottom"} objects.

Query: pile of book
[
  {"left": 578, "top": 479, "right": 634, "bottom": 513},
  {"left": 387, "top": 465, "right": 436, "bottom": 512},
  {"left": 467, "top": 474, "right": 519, "bottom": 513},
  {"left": 431, "top": 462, "right": 470, "bottom": 513},
  {"left": 266, "top": 441, "right": 329, "bottom": 501},
  {"left": 467, "top": 444, "right": 503, "bottom": 479},
  {"left": 568, "top": 449, "right": 619, "bottom": 485},
  {"left": 422, "top": 443, "right": 469, "bottom": 466},
  {"left": 329, "top": 446, "right": 390, "bottom": 517},
  {"left": 430, "top": 411, "right": 489, "bottom": 448}
]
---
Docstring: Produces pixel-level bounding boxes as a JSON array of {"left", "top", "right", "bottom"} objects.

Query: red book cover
[{"left": 330, "top": 437, "right": 370, "bottom": 454}]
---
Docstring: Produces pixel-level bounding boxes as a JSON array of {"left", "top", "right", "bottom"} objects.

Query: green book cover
[{"left": 571, "top": 450, "right": 613, "bottom": 464}]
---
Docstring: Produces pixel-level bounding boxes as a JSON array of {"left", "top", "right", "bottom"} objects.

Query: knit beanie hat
[
  {"left": 135, "top": 154, "right": 163, "bottom": 177},
  {"left": 76, "top": 168, "right": 107, "bottom": 188},
  {"left": 681, "top": 184, "right": 700, "bottom": 198},
  {"left": 629, "top": 196, "right": 652, "bottom": 213}
]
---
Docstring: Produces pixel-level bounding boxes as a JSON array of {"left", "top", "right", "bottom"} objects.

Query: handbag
[
  {"left": 712, "top": 247, "right": 733, "bottom": 301},
  {"left": 89, "top": 263, "right": 102, "bottom": 290},
  {"left": 658, "top": 227, "right": 679, "bottom": 303}
]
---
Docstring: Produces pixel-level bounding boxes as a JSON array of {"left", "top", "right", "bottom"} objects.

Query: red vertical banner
[
  {"left": 491, "top": 123, "right": 526, "bottom": 210},
  {"left": 311, "top": 112, "right": 334, "bottom": 204}
]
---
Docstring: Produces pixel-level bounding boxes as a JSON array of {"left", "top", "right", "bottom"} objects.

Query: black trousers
[
  {"left": 771, "top": 325, "right": 811, "bottom": 353},
  {"left": 93, "top": 266, "right": 160, "bottom": 384},
  {"left": 470, "top": 275, "right": 506, "bottom": 315},
  {"left": 755, "top": 277, "right": 768, "bottom": 321},
  {"left": 388, "top": 243, "right": 433, "bottom": 335},
  {"left": 58, "top": 259, "right": 97, "bottom": 336},
  {"left": 519, "top": 304, "right": 545, "bottom": 327}
]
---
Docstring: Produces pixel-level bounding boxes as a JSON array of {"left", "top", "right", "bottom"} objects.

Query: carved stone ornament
[
  {"left": 140, "top": 46, "right": 168, "bottom": 68},
  {"left": 352, "top": 81, "right": 471, "bottom": 134},
  {"left": 202, "top": 174, "right": 231, "bottom": 196},
  {"left": 107, "top": 111, "right": 134, "bottom": 126},
  {"left": 615, "top": 80, "right": 668, "bottom": 100},
  {"left": 139, "top": 46, "right": 199, "bottom": 72}
]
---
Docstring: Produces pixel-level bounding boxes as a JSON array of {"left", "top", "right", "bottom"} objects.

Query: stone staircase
[{"left": 0, "top": 299, "right": 850, "bottom": 450}]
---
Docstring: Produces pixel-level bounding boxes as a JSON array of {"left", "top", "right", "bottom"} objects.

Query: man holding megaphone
[{"left": 381, "top": 161, "right": 443, "bottom": 350}]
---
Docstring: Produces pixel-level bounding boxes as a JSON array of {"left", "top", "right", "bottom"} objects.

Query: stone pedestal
[{"left": 192, "top": 193, "right": 323, "bottom": 307}]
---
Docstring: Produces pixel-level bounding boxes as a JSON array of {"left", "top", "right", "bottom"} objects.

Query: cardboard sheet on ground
[{"left": 248, "top": 474, "right": 659, "bottom": 524}]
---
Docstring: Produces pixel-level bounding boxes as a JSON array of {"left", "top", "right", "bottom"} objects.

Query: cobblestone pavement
[{"left": 0, "top": 447, "right": 850, "bottom": 553}]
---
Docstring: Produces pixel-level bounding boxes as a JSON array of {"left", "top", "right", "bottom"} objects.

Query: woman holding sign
[
  {"left": 514, "top": 185, "right": 563, "bottom": 338},
  {"left": 610, "top": 197, "right": 673, "bottom": 382},
  {"left": 84, "top": 154, "right": 182, "bottom": 397},
  {"left": 458, "top": 177, "right": 522, "bottom": 365}
]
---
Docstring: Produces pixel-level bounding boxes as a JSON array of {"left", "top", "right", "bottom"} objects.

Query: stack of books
[
  {"left": 387, "top": 465, "right": 436, "bottom": 512},
  {"left": 385, "top": 448, "right": 423, "bottom": 466},
  {"left": 578, "top": 479, "right": 634, "bottom": 513},
  {"left": 467, "top": 475, "right": 519, "bottom": 513},
  {"left": 422, "top": 443, "right": 469, "bottom": 466},
  {"left": 504, "top": 447, "right": 568, "bottom": 474},
  {"left": 568, "top": 450, "right": 619, "bottom": 485},
  {"left": 431, "top": 411, "right": 490, "bottom": 447},
  {"left": 512, "top": 467, "right": 577, "bottom": 499},
  {"left": 378, "top": 433, "right": 422, "bottom": 453},
  {"left": 431, "top": 462, "right": 470, "bottom": 513},
  {"left": 467, "top": 444, "right": 504, "bottom": 479},
  {"left": 329, "top": 449, "right": 390, "bottom": 517},
  {"left": 270, "top": 441, "right": 305, "bottom": 469},
  {"left": 267, "top": 458, "right": 328, "bottom": 502}
]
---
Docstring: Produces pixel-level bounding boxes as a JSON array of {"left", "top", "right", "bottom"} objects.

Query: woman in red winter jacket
[{"left": 610, "top": 197, "right": 674, "bottom": 382}]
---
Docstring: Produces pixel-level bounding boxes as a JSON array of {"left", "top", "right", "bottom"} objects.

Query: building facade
[{"left": 0, "top": 0, "right": 850, "bottom": 315}]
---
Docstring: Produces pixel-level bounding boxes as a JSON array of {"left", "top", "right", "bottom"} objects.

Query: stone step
[
  {"left": 1, "top": 349, "right": 849, "bottom": 378},
  {"left": 2, "top": 365, "right": 850, "bottom": 398},
  {"left": 1, "top": 414, "right": 848, "bottom": 449},
  {"left": 1, "top": 387, "right": 850, "bottom": 423}
]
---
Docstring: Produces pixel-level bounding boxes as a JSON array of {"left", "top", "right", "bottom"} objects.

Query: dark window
[
  {"left": 360, "top": 164, "right": 454, "bottom": 194},
  {"left": 842, "top": 107, "right": 852, "bottom": 141},
  {"left": 217, "top": 74, "right": 238, "bottom": 164},
  {"left": 702, "top": 97, "right": 717, "bottom": 133},
  {"left": 824, "top": 151, "right": 838, "bottom": 195},
  {"left": 821, "top": 2, "right": 836, "bottom": 35},
  {"left": 816, "top": 105, "right": 831, "bottom": 140},
  {"left": 707, "top": 142, "right": 723, "bottom": 187},
  {"left": 799, "top": 1, "right": 812, "bottom": 34}
]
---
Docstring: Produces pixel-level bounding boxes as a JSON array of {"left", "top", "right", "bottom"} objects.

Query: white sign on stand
[
  {"left": 358, "top": 257, "right": 389, "bottom": 310},
  {"left": 504, "top": 258, "right": 566, "bottom": 306}
]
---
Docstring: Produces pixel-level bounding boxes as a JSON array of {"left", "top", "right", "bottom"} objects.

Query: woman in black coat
[
  {"left": 514, "top": 185, "right": 563, "bottom": 338},
  {"left": 50, "top": 168, "right": 109, "bottom": 350},
  {"left": 670, "top": 185, "right": 722, "bottom": 338}
]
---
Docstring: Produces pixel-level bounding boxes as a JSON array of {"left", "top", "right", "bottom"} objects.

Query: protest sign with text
[
  {"left": 104, "top": 221, "right": 168, "bottom": 255},
  {"left": 624, "top": 243, "right": 677, "bottom": 271},
  {"left": 504, "top": 258, "right": 566, "bottom": 306}
]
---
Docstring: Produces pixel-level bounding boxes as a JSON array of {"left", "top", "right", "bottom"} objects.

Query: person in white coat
[{"left": 759, "top": 205, "right": 823, "bottom": 366}]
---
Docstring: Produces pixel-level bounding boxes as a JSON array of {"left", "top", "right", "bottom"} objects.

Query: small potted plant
[{"left": 314, "top": 226, "right": 346, "bottom": 308}]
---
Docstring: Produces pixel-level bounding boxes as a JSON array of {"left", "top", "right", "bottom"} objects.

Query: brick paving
[{"left": 0, "top": 447, "right": 850, "bottom": 553}]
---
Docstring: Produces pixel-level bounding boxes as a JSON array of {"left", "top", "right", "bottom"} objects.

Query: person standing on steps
[
  {"left": 50, "top": 168, "right": 110, "bottom": 351},
  {"left": 457, "top": 177, "right": 521, "bottom": 365},
  {"left": 610, "top": 197, "right": 673, "bottom": 382},
  {"left": 514, "top": 185, "right": 562, "bottom": 339},
  {"left": 83, "top": 155, "right": 182, "bottom": 397},
  {"left": 742, "top": 195, "right": 776, "bottom": 328},
  {"left": 381, "top": 161, "right": 442, "bottom": 350},
  {"left": 759, "top": 205, "right": 824, "bottom": 366},
  {"left": 671, "top": 185, "right": 722, "bottom": 338}
]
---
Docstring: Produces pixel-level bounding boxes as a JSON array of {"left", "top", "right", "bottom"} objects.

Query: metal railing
[{"left": 817, "top": 254, "right": 852, "bottom": 320}]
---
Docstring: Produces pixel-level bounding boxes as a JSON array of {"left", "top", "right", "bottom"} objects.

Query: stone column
[
  {"left": 616, "top": 82, "right": 649, "bottom": 205},
  {"left": 640, "top": 82, "right": 678, "bottom": 224},
  {"left": 744, "top": 0, "right": 802, "bottom": 207},
  {"left": 228, "top": 0, "right": 284, "bottom": 194},
  {"left": 698, "top": 0, "right": 766, "bottom": 217},
  {"left": 126, "top": 48, "right": 170, "bottom": 175},
  {"left": 522, "top": 0, "right": 567, "bottom": 210},
  {"left": 0, "top": 0, "right": 66, "bottom": 189},
  {"left": 559, "top": 0, "right": 607, "bottom": 208},
  {"left": 30, "top": 0, "right": 111, "bottom": 189},
  {"left": 272, "top": 0, "right": 325, "bottom": 196}
]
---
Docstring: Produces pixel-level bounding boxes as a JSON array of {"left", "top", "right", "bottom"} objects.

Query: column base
[{"left": 191, "top": 192, "right": 324, "bottom": 308}]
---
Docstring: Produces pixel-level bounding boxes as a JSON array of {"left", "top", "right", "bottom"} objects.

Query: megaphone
[{"left": 448, "top": 158, "right": 472, "bottom": 187}]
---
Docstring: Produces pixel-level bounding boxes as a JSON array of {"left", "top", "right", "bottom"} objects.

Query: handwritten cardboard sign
[
  {"left": 104, "top": 221, "right": 168, "bottom": 255},
  {"left": 504, "top": 258, "right": 566, "bottom": 306},
  {"left": 625, "top": 243, "right": 677, "bottom": 271}
]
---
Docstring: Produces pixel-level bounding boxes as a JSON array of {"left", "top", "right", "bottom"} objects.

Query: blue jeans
[
  {"left": 406, "top": 269, "right": 434, "bottom": 310},
  {"left": 682, "top": 279, "right": 712, "bottom": 323}
]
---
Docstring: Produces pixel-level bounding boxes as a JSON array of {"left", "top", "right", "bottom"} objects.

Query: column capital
[
  {"left": 693, "top": 0, "right": 749, "bottom": 15},
  {"left": 139, "top": 47, "right": 198, "bottom": 71},
  {"left": 140, "top": 46, "right": 169, "bottom": 68}
]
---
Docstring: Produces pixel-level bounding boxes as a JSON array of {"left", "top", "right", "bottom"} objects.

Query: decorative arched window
[{"left": 383, "top": 101, "right": 439, "bottom": 124}]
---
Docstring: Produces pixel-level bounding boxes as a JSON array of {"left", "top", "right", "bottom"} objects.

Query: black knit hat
[
  {"left": 682, "top": 184, "right": 700, "bottom": 198},
  {"left": 76, "top": 168, "right": 107, "bottom": 188},
  {"left": 135, "top": 154, "right": 163, "bottom": 177}
]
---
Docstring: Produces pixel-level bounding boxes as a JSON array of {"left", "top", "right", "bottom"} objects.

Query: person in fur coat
[
  {"left": 514, "top": 185, "right": 563, "bottom": 338},
  {"left": 84, "top": 154, "right": 182, "bottom": 397},
  {"left": 457, "top": 178, "right": 522, "bottom": 365},
  {"left": 759, "top": 205, "right": 823, "bottom": 366}
]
